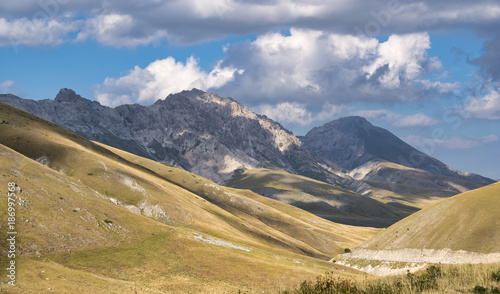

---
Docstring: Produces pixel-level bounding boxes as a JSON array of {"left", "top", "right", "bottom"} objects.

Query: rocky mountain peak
[
  {"left": 1, "top": 88, "right": 348, "bottom": 185},
  {"left": 302, "top": 116, "right": 494, "bottom": 185},
  {"left": 321, "top": 116, "right": 373, "bottom": 134},
  {"left": 55, "top": 88, "right": 85, "bottom": 103},
  {"left": 334, "top": 116, "right": 371, "bottom": 126},
  {"left": 160, "top": 88, "right": 252, "bottom": 119}
]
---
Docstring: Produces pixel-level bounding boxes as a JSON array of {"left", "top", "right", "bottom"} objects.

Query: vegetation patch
[{"left": 282, "top": 264, "right": 500, "bottom": 294}]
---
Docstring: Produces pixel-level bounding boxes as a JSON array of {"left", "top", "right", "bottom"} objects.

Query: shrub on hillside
[
  {"left": 406, "top": 265, "right": 441, "bottom": 292},
  {"left": 492, "top": 268, "right": 500, "bottom": 282},
  {"left": 472, "top": 285, "right": 500, "bottom": 294}
]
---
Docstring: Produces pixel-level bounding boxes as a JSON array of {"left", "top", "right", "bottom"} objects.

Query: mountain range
[
  {"left": 0, "top": 89, "right": 349, "bottom": 186},
  {"left": 0, "top": 88, "right": 494, "bottom": 211}
]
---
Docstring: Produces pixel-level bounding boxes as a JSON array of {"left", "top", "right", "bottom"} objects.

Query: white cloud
[
  {"left": 461, "top": 89, "right": 500, "bottom": 120},
  {"left": 355, "top": 109, "right": 440, "bottom": 127},
  {"left": 93, "top": 28, "right": 448, "bottom": 124},
  {"left": 219, "top": 29, "right": 442, "bottom": 105},
  {"left": 363, "top": 33, "right": 431, "bottom": 88},
  {"left": 405, "top": 134, "right": 500, "bottom": 150},
  {"left": 254, "top": 102, "right": 350, "bottom": 126},
  {"left": 76, "top": 14, "right": 168, "bottom": 47},
  {"left": 419, "top": 80, "right": 461, "bottom": 93},
  {"left": 0, "top": 17, "right": 79, "bottom": 47},
  {"left": 0, "top": 80, "right": 15, "bottom": 92},
  {"left": 255, "top": 102, "right": 314, "bottom": 126},
  {"left": 0, "top": 1, "right": 500, "bottom": 47},
  {"left": 94, "top": 56, "right": 243, "bottom": 107},
  {"left": 397, "top": 113, "right": 440, "bottom": 127}
]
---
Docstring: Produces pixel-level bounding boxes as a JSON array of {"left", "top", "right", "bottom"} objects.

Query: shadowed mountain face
[
  {"left": 302, "top": 116, "right": 491, "bottom": 183},
  {"left": 227, "top": 168, "right": 419, "bottom": 228},
  {"left": 301, "top": 117, "right": 494, "bottom": 200},
  {"left": 0, "top": 89, "right": 350, "bottom": 186}
]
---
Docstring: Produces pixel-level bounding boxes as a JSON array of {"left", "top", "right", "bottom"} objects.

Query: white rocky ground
[
  {"left": 337, "top": 248, "right": 500, "bottom": 276},
  {"left": 335, "top": 259, "right": 427, "bottom": 276},
  {"left": 190, "top": 233, "right": 251, "bottom": 252},
  {"left": 344, "top": 248, "right": 500, "bottom": 264}
]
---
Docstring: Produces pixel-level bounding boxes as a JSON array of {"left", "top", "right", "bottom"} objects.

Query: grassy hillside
[
  {"left": 227, "top": 168, "right": 414, "bottom": 228},
  {"left": 353, "top": 161, "right": 487, "bottom": 209},
  {"left": 361, "top": 181, "right": 500, "bottom": 253},
  {"left": 0, "top": 102, "right": 378, "bottom": 293}
]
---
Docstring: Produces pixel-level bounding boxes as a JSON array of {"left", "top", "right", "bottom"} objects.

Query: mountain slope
[
  {"left": 360, "top": 181, "right": 500, "bottom": 253},
  {"left": 301, "top": 116, "right": 494, "bottom": 205},
  {"left": 0, "top": 89, "right": 353, "bottom": 188},
  {"left": 341, "top": 182, "right": 500, "bottom": 265},
  {"left": 0, "top": 102, "right": 377, "bottom": 293},
  {"left": 227, "top": 168, "right": 418, "bottom": 228}
]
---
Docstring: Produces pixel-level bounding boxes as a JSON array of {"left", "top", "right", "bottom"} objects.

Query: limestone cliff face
[{"left": 0, "top": 89, "right": 351, "bottom": 186}]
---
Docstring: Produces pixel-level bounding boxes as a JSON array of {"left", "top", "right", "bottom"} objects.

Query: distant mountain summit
[
  {"left": 302, "top": 116, "right": 492, "bottom": 183},
  {"left": 302, "top": 116, "right": 383, "bottom": 170},
  {"left": 301, "top": 116, "right": 493, "bottom": 206}
]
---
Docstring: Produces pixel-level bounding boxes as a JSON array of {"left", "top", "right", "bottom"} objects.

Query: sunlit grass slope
[
  {"left": 356, "top": 161, "right": 487, "bottom": 209},
  {"left": 0, "top": 102, "right": 378, "bottom": 293},
  {"left": 362, "top": 181, "right": 500, "bottom": 252}
]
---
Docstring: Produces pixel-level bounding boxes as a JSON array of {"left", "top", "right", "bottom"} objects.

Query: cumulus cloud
[
  {"left": 217, "top": 29, "right": 445, "bottom": 106},
  {"left": 0, "top": 17, "right": 79, "bottom": 48},
  {"left": 75, "top": 14, "right": 168, "bottom": 47},
  {"left": 94, "top": 29, "right": 452, "bottom": 126},
  {"left": 461, "top": 89, "right": 500, "bottom": 120},
  {"left": 354, "top": 109, "right": 440, "bottom": 127},
  {"left": 1, "top": 0, "right": 499, "bottom": 47},
  {"left": 405, "top": 134, "right": 500, "bottom": 150},
  {"left": 94, "top": 56, "right": 243, "bottom": 107},
  {"left": 363, "top": 33, "right": 432, "bottom": 88},
  {"left": 254, "top": 102, "right": 350, "bottom": 126}
]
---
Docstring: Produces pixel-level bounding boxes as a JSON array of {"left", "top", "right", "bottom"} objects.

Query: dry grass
[
  {"left": 98, "top": 144, "right": 380, "bottom": 252},
  {"left": 362, "top": 181, "right": 500, "bottom": 253},
  {"left": 0, "top": 102, "right": 375, "bottom": 293},
  {"left": 283, "top": 263, "right": 500, "bottom": 293},
  {"left": 226, "top": 168, "right": 408, "bottom": 228}
]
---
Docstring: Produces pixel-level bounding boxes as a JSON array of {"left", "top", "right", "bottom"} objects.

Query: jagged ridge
[{"left": 0, "top": 89, "right": 351, "bottom": 187}]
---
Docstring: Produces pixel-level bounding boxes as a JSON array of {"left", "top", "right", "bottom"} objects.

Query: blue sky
[{"left": 0, "top": 0, "right": 499, "bottom": 179}]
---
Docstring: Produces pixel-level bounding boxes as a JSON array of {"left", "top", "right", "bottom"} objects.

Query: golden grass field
[
  {"left": 362, "top": 181, "right": 500, "bottom": 252},
  {"left": 0, "top": 102, "right": 378, "bottom": 293}
]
